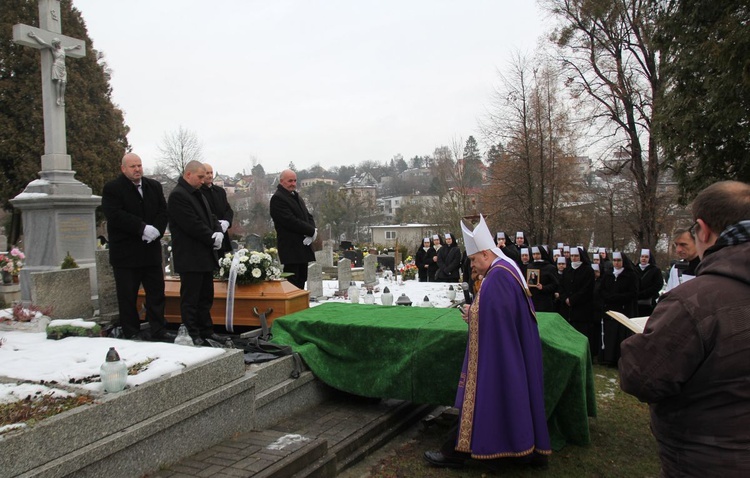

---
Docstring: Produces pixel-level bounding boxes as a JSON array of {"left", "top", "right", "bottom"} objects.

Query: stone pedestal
[
  {"left": 11, "top": 188, "right": 100, "bottom": 301},
  {"left": 0, "top": 283, "right": 21, "bottom": 305}
]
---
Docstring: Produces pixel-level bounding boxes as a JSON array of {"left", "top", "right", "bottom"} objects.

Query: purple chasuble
[{"left": 454, "top": 259, "right": 551, "bottom": 459}]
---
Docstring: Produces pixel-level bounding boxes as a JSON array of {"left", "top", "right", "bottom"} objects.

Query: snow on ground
[
  {"left": 0, "top": 330, "right": 224, "bottom": 401},
  {"left": 314, "top": 278, "right": 465, "bottom": 309}
]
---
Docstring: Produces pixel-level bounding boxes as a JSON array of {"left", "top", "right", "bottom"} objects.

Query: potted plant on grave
[
  {"left": 0, "top": 247, "right": 25, "bottom": 284},
  {"left": 398, "top": 256, "right": 418, "bottom": 281}
]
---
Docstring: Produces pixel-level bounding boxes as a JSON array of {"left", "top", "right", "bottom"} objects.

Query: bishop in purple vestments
[{"left": 425, "top": 215, "right": 551, "bottom": 469}]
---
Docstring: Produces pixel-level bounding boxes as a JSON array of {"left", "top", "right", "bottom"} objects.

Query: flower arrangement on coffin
[
  {"left": 218, "top": 249, "right": 283, "bottom": 285},
  {"left": 398, "top": 261, "right": 418, "bottom": 281},
  {"left": 1, "top": 248, "right": 25, "bottom": 281}
]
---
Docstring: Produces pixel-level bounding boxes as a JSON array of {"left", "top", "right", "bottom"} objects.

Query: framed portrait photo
[{"left": 526, "top": 268, "right": 540, "bottom": 286}]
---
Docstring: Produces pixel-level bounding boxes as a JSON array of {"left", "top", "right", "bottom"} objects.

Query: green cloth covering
[{"left": 271, "top": 302, "right": 596, "bottom": 449}]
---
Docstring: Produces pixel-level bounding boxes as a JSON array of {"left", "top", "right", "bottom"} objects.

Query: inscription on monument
[{"left": 58, "top": 213, "right": 93, "bottom": 261}]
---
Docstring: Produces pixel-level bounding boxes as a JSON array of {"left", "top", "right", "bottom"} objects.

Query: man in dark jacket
[
  {"left": 620, "top": 180, "right": 750, "bottom": 476},
  {"left": 200, "top": 163, "right": 234, "bottom": 258},
  {"left": 168, "top": 161, "right": 224, "bottom": 345},
  {"left": 102, "top": 153, "right": 173, "bottom": 342},
  {"left": 269, "top": 169, "right": 316, "bottom": 290}
]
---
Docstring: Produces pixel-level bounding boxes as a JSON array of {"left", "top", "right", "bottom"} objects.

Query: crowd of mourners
[{"left": 413, "top": 230, "right": 695, "bottom": 365}]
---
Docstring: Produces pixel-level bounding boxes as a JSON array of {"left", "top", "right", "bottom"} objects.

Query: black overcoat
[
  {"left": 101, "top": 174, "right": 168, "bottom": 269},
  {"left": 168, "top": 177, "right": 221, "bottom": 273},
  {"left": 201, "top": 184, "right": 234, "bottom": 256},
  {"left": 269, "top": 184, "right": 316, "bottom": 265}
]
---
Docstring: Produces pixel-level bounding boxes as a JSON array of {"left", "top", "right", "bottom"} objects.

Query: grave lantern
[{"left": 100, "top": 347, "right": 128, "bottom": 393}]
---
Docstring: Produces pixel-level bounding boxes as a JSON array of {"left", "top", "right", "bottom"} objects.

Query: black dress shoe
[
  {"left": 151, "top": 330, "right": 177, "bottom": 343},
  {"left": 202, "top": 333, "right": 226, "bottom": 343},
  {"left": 423, "top": 451, "right": 465, "bottom": 468}
]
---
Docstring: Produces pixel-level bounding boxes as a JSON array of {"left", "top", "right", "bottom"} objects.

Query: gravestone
[
  {"left": 94, "top": 249, "right": 118, "bottom": 324},
  {"left": 246, "top": 233, "right": 263, "bottom": 252},
  {"left": 338, "top": 258, "right": 352, "bottom": 292},
  {"left": 363, "top": 254, "right": 378, "bottom": 287},
  {"left": 11, "top": 0, "right": 99, "bottom": 301},
  {"left": 30, "top": 268, "right": 93, "bottom": 319},
  {"left": 307, "top": 262, "right": 323, "bottom": 299},
  {"left": 377, "top": 255, "right": 395, "bottom": 273},
  {"left": 314, "top": 241, "right": 334, "bottom": 267},
  {"left": 0, "top": 227, "right": 7, "bottom": 252}
]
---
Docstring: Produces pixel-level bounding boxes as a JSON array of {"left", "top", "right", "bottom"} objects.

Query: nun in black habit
[
  {"left": 599, "top": 251, "right": 639, "bottom": 366},
  {"left": 635, "top": 248, "right": 663, "bottom": 316},
  {"left": 559, "top": 247, "right": 597, "bottom": 354},
  {"left": 528, "top": 245, "right": 559, "bottom": 313}
]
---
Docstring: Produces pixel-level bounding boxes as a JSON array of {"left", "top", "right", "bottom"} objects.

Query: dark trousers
[
  {"left": 283, "top": 263, "right": 308, "bottom": 290},
  {"left": 179, "top": 271, "right": 215, "bottom": 339},
  {"left": 113, "top": 265, "right": 167, "bottom": 339}
]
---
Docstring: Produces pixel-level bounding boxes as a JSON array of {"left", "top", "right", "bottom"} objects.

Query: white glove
[
  {"left": 219, "top": 220, "right": 230, "bottom": 233},
  {"left": 302, "top": 236, "right": 313, "bottom": 246},
  {"left": 211, "top": 232, "right": 224, "bottom": 250},
  {"left": 311, "top": 228, "right": 318, "bottom": 241},
  {"left": 142, "top": 225, "right": 160, "bottom": 243}
]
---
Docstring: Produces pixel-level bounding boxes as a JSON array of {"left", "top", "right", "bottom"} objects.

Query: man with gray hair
[
  {"left": 269, "top": 169, "right": 316, "bottom": 289},
  {"left": 620, "top": 180, "right": 750, "bottom": 475}
]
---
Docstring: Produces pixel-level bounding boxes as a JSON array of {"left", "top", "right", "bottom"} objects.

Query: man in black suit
[
  {"left": 269, "top": 169, "right": 316, "bottom": 290},
  {"left": 200, "top": 163, "right": 234, "bottom": 258},
  {"left": 168, "top": 160, "right": 225, "bottom": 345},
  {"left": 101, "top": 153, "right": 173, "bottom": 342}
]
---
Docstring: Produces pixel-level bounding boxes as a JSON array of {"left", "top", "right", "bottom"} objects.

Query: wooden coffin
[{"left": 137, "top": 277, "right": 310, "bottom": 328}]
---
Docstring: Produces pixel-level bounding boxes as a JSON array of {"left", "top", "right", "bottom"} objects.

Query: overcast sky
[{"left": 71, "top": 0, "right": 549, "bottom": 176}]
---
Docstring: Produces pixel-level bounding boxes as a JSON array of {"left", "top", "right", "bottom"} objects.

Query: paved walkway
[{"left": 150, "top": 393, "right": 418, "bottom": 477}]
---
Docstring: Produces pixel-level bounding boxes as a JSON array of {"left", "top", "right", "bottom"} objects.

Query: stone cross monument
[{"left": 10, "top": 0, "right": 100, "bottom": 300}]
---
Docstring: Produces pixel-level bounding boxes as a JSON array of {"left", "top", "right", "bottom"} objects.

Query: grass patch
[
  {"left": 364, "top": 364, "right": 660, "bottom": 477},
  {"left": 1, "top": 392, "right": 94, "bottom": 431}
]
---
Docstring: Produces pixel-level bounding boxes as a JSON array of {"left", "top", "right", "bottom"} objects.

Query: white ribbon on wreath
[{"left": 224, "top": 249, "right": 245, "bottom": 333}]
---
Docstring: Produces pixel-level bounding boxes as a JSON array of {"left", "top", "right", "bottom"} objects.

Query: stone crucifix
[{"left": 12, "top": 0, "right": 85, "bottom": 172}]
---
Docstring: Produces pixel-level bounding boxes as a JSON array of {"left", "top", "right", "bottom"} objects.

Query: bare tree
[
  {"left": 158, "top": 125, "right": 204, "bottom": 177},
  {"left": 481, "top": 53, "right": 581, "bottom": 244},
  {"left": 542, "top": 0, "right": 666, "bottom": 250}
]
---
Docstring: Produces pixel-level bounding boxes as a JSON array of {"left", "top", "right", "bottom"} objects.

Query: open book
[{"left": 606, "top": 310, "right": 650, "bottom": 334}]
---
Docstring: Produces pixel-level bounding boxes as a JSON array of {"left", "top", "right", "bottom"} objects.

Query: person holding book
[{"left": 619, "top": 180, "right": 750, "bottom": 476}]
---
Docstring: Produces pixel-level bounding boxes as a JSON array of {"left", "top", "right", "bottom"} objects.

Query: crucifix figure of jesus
[
  {"left": 12, "top": 0, "right": 85, "bottom": 167},
  {"left": 27, "top": 31, "right": 82, "bottom": 106}
]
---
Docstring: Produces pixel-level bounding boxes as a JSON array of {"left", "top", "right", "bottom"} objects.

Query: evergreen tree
[
  {"left": 462, "top": 136, "right": 484, "bottom": 188},
  {"left": 655, "top": 0, "right": 750, "bottom": 200},
  {"left": 0, "top": 0, "right": 129, "bottom": 209}
]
